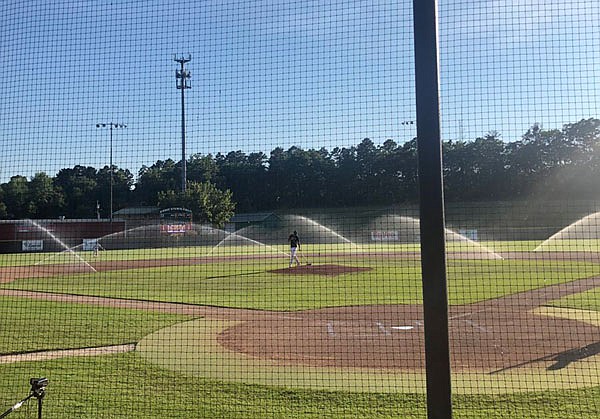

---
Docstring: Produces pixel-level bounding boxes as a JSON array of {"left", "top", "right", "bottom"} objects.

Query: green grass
[
  {"left": 2, "top": 257, "right": 420, "bottom": 310},
  {"left": 548, "top": 287, "right": 600, "bottom": 311},
  {"left": 0, "top": 354, "right": 597, "bottom": 418},
  {"left": 0, "top": 354, "right": 425, "bottom": 419},
  {"left": 446, "top": 259, "right": 600, "bottom": 305},
  {"left": 0, "top": 239, "right": 555, "bottom": 268},
  {"left": 0, "top": 252, "right": 50, "bottom": 267},
  {"left": 3, "top": 257, "right": 599, "bottom": 310},
  {"left": 534, "top": 238, "right": 600, "bottom": 252},
  {"left": 0, "top": 246, "right": 212, "bottom": 266},
  {"left": 478, "top": 240, "right": 543, "bottom": 252},
  {"left": 1, "top": 243, "right": 600, "bottom": 416},
  {"left": 0, "top": 297, "right": 191, "bottom": 354},
  {"left": 1, "top": 236, "right": 598, "bottom": 269}
]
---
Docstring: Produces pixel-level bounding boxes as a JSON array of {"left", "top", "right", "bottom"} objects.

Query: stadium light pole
[
  {"left": 174, "top": 54, "right": 191, "bottom": 193},
  {"left": 96, "top": 123, "right": 127, "bottom": 221}
]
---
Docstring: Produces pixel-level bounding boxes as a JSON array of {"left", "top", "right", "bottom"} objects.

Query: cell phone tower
[{"left": 174, "top": 54, "right": 191, "bottom": 192}]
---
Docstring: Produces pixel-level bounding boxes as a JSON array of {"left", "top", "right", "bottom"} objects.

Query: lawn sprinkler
[{"left": 0, "top": 378, "right": 48, "bottom": 419}]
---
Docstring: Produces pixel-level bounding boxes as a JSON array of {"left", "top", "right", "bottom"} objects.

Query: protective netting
[{"left": 0, "top": 1, "right": 598, "bottom": 418}]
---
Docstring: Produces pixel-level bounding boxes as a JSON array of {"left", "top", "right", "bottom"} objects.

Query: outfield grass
[
  {"left": 534, "top": 238, "right": 600, "bottom": 252},
  {"left": 3, "top": 257, "right": 599, "bottom": 310},
  {"left": 2, "top": 237, "right": 600, "bottom": 268},
  {"left": 0, "top": 247, "right": 213, "bottom": 267}
]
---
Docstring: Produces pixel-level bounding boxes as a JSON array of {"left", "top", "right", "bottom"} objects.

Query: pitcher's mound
[{"left": 270, "top": 264, "right": 372, "bottom": 276}]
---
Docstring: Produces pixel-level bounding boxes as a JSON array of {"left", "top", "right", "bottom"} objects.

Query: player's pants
[{"left": 290, "top": 247, "right": 300, "bottom": 266}]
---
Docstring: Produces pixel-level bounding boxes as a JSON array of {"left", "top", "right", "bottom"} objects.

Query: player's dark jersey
[{"left": 289, "top": 234, "right": 300, "bottom": 248}]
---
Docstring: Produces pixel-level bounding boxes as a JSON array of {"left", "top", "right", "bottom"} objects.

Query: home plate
[{"left": 391, "top": 326, "right": 414, "bottom": 330}]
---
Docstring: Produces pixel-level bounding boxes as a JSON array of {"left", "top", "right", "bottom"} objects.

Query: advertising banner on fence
[
  {"left": 370, "top": 230, "right": 399, "bottom": 241},
  {"left": 160, "top": 224, "right": 191, "bottom": 234},
  {"left": 22, "top": 240, "right": 43, "bottom": 251},
  {"left": 82, "top": 239, "right": 99, "bottom": 251},
  {"left": 458, "top": 229, "right": 478, "bottom": 241}
]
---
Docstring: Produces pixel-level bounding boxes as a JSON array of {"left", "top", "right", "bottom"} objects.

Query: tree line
[{"left": 1, "top": 118, "right": 599, "bottom": 223}]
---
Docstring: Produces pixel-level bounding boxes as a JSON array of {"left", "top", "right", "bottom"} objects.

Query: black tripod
[{"left": 0, "top": 378, "right": 48, "bottom": 419}]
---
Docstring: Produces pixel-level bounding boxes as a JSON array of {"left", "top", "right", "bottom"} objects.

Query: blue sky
[{"left": 0, "top": 0, "right": 598, "bottom": 182}]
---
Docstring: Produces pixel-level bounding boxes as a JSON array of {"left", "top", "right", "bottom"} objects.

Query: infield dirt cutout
[
  {"left": 136, "top": 301, "right": 600, "bottom": 394},
  {"left": 2, "top": 258, "right": 600, "bottom": 394},
  {"left": 136, "top": 266, "right": 600, "bottom": 394}
]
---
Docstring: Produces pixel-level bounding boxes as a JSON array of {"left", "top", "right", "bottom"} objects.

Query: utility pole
[{"left": 174, "top": 54, "right": 191, "bottom": 193}]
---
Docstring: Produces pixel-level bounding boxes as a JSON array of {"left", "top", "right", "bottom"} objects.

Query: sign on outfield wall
[
  {"left": 160, "top": 224, "right": 192, "bottom": 234},
  {"left": 458, "top": 229, "right": 478, "bottom": 241},
  {"left": 370, "top": 230, "right": 399, "bottom": 241},
  {"left": 22, "top": 240, "right": 44, "bottom": 251},
  {"left": 82, "top": 239, "right": 99, "bottom": 251}
]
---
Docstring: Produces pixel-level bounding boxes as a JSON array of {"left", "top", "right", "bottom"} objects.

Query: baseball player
[{"left": 288, "top": 230, "right": 301, "bottom": 267}]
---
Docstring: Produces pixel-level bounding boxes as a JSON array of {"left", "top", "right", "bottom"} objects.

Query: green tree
[
  {"left": 373, "top": 139, "right": 417, "bottom": 203},
  {"left": 265, "top": 147, "right": 290, "bottom": 208},
  {"left": 97, "top": 166, "right": 134, "bottom": 215},
  {"left": 54, "top": 166, "right": 98, "bottom": 218},
  {"left": 329, "top": 146, "right": 358, "bottom": 205},
  {"left": 216, "top": 151, "right": 268, "bottom": 211},
  {"left": 469, "top": 132, "right": 510, "bottom": 199},
  {"left": 265, "top": 146, "right": 336, "bottom": 208},
  {"left": 443, "top": 132, "right": 509, "bottom": 201},
  {"left": 187, "top": 153, "right": 219, "bottom": 184},
  {"left": 355, "top": 138, "right": 379, "bottom": 202},
  {"left": 397, "top": 138, "right": 419, "bottom": 201},
  {"left": 530, "top": 118, "right": 600, "bottom": 199},
  {"left": 135, "top": 159, "right": 180, "bottom": 205},
  {"left": 3, "top": 175, "right": 31, "bottom": 218},
  {"left": 157, "top": 181, "right": 235, "bottom": 227},
  {"left": 28, "top": 172, "right": 65, "bottom": 218},
  {"left": 562, "top": 117, "right": 600, "bottom": 157},
  {"left": 0, "top": 185, "right": 7, "bottom": 218}
]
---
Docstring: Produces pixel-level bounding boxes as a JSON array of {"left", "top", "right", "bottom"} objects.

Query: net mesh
[{"left": 0, "top": 0, "right": 598, "bottom": 417}]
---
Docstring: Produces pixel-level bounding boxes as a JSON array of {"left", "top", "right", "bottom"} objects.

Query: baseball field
[{"left": 0, "top": 232, "right": 599, "bottom": 418}]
